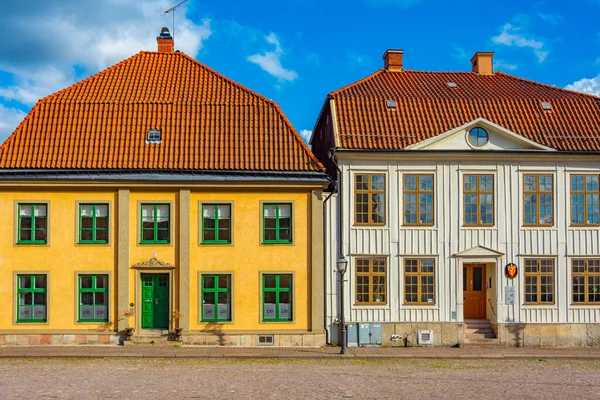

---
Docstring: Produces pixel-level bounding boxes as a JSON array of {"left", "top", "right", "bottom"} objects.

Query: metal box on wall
[{"left": 347, "top": 323, "right": 359, "bottom": 347}]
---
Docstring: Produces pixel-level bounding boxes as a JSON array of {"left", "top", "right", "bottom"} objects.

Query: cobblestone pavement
[{"left": 1, "top": 358, "right": 599, "bottom": 399}]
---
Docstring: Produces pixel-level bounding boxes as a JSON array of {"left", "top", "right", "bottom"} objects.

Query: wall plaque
[{"left": 506, "top": 286, "right": 516, "bottom": 305}]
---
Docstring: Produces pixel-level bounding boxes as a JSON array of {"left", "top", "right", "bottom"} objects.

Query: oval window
[{"left": 468, "top": 127, "right": 488, "bottom": 147}]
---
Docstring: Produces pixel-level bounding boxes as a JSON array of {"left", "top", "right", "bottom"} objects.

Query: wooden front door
[
  {"left": 141, "top": 274, "right": 169, "bottom": 329},
  {"left": 463, "top": 264, "right": 486, "bottom": 319}
]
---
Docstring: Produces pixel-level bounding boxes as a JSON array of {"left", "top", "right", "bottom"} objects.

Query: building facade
[
  {"left": 0, "top": 29, "right": 328, "bottom": 346},
  {"left": 312, "top": 50, "right": 600, "bottom": 347}
]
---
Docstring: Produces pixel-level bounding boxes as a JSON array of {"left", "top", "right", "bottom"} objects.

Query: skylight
[
  {"left": 541, "top": 101, "right": 552, "bottom": 111},
  {"left": 447, "top": 82, "right": 457, "bottom": 88},
  {"left": 147, "top": 128, "right": 162, "bottom": 144},
  {"left": 386, "top": 99, "right": 397, "bottom": 109}
]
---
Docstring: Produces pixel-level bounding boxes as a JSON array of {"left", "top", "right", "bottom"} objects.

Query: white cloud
[
  {"left": 299, "top": 129, "right": 312, "bottom": 143},
  {"left": 247, "top": 33, "right": 298, "bottom": 82},
  {"left": 492, "top": 22, "right": 549, "bottom": 63},
  {"left": 493, "top": 59, "right": 518, "bottom": 72},
  {"left": 347, "top": 52, "right": 372, "bottom": 68},
  {"left": 537, "top": 13, "right": 561, "bottom": 25},
  {"left": 565, "top": 75, "right": 600, "bottom": 96},
  {"left": 0, "top": 104, "right": 27, "bottom": 143},
  {"left": 0, "top": 1, "right": 212, "bottom": 107}
]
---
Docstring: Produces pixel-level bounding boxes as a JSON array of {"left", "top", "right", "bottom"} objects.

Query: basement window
[{"left": 146, "top": 128, "right": 162, "bottom": 144}]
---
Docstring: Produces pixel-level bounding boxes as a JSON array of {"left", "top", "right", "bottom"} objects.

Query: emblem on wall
[{"left": 505, "top": 263, "right": 518, "bottom": 279}]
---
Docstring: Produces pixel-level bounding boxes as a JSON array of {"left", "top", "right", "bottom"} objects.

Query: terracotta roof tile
[
  {"left": 330, "top": 69, "right": 600, "bottom": 151},
  {"left": 0, "top": 51, "right": 324, "bottom": 172}
]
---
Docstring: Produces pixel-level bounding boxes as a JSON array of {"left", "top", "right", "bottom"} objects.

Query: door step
[
  {"left": 127, "top": 330, "right": 175, "bottom": 345},
  {"left": 463, "top": 319, "right": 500, "bottom": 346}
]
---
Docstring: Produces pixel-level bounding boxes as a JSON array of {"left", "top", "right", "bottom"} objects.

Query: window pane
[
  {"left": 95, "top": 292, "right": 106, "bottom": 305},
  {"left": 142, "top": 230, "right": 154, "bottom": 241},
  {"left": 279, "top": 275, "right": 291, "bottom": 289},
  {"left": 264, "top": 275, "right": 276, "bottom": 288},
  {"left": 35, "top": 275, "right": 46, "bottom": 289},
  {"left": 34, "top": 205, "right": 47, "bottom": 217},
  {"left": 157, "top": 229, "right": 169, "bottom": 241},
  {"left": 19, "top": 276, "right": 31, "bottom": 289},
  {"left": 96, "top": 217, "right": 108, "bottom": 229},
  {"left": 264, "top": 205, "right": 276, "bottom": 218},
  {"left": 204, "top": 276, "right": 215, "bottom": 289},
  {"left": 34, "top": 292, "right": 46, "bottom": 305},
  {"left": 96, "top": 276, "right": 107, "bottom": 289},
  {"left": 96, "top": 230, "right": 108, "bottom": 242},
  {"left": 34, "top": 217, "right": 47, "bottom": 229},
  {"left": 20, "top": 205, "right": 32, "bottom": 216},
  {"left": 218, "top": 276, "right": 230, "bottom": 289},
  {"left": 217, "top": 229, "right": 230, "bottom": 242},
  {"left": 81, "top": 292, "right": 93, "bottom": 305},
  {"left": 19, "top": 292, "right": 32, "bottom": 305},
  {"left": 81, "top": 276, "right": 93, "bottom": 289},
  {"left": 81, "top": 230, "right": 93, "bottom": 241}
]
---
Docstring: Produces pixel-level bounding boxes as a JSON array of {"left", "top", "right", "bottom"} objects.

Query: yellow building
[{"left": 0, "top": 28, "right": 328, "bottom": 346}]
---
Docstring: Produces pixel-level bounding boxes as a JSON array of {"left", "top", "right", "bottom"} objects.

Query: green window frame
[
  {"left": 262, "top": 203, "right": 292, "bottom": 244},
  {"left": 202, "top": 204, "right": 231, "bottom": 244},
  {"left": 78, "top": 275, "right": 109, "bottom": 322},
  {"left": 17, "top": 274, "right": 47, "bottom": 322},
  {"left": 262, "top": 274, "right": 292, "bottom": 322},
  {"left": 201, "top": 275, "right": 232, "bottom": 322},
  {"left": 140, "top": 204, "right": 170, "bottom": 244},
  {"left": 17, "top": 204, "right": 47, "bottom": 244},
  {"left": 79, "top": 204, "right": 109, "bottom": 244}
]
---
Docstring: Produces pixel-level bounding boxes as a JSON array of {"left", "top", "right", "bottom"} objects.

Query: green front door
[{"left": 141, "top": 274, "right": 169, "bottom": 329}]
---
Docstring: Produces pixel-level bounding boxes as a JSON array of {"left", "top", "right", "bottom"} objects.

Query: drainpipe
[
  {"left": 329, "top": 148, "right": 347, "bottom": 353},
  {"left": 322, "top": 183, "right": 335, "bottom": 345}
]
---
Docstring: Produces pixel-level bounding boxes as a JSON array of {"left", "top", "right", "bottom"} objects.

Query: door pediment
[
  {"left": 406, "top": 118, "right": 556, "bottom": 152},
  {"left": 455, "top": 245, "right": 504, "bottom": 258},
  {"left": 131, "top": 257, "right": 176, "bottom": 269}
]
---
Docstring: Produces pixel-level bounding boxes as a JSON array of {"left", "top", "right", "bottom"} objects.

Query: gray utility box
[{"left": 346, "top": 323, "right": 382, "bottom": 347}]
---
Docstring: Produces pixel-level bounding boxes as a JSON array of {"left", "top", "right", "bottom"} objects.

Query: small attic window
[
  {"left": 447, "top": 82, "right": 458, "bottom": 88},
  {"left": 147, "top": 128, "right": 162, "bottom": 144},
  {"left": 386, "top": 99, "right": 397, "bottom": 109},
  {"left": 541, "top": 101, "right": 552, "bottom": 111}
]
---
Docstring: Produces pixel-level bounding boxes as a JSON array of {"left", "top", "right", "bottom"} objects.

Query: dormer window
[
  {"left": 147, "top": 129, "right": 162, "bottom": 144},
  {"left": 467, "top": 127, "right": 488, "bottom": 147}
]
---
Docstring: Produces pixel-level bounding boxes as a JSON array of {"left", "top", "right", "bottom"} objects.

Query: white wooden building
[{"left": 311, "top": 50, "right": 600, "bottom": 347}]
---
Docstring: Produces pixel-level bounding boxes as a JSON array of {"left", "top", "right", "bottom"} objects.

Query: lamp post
[{"left": 337, "top": 255, "right": 349, "bottom": 355}]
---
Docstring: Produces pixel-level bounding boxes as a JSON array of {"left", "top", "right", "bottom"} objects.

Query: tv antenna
[{"left": 165, "top": 0, "right": 190, "bottom": 40}]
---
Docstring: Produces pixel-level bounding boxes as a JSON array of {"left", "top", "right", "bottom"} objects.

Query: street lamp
[{"left": 337, "top": 255, "right": 349, "bottom": 355}]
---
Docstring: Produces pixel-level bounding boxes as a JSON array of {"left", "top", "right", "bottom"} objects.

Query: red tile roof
[
  {"left": 329, "top": 69, "right": 600, "bottom": 151},
  {"left": 0, "top": 51, "right": 324, "bottom": 172}
]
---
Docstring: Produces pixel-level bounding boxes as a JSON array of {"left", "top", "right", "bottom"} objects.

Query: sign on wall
[
  {"left": 506, "top": 286, "right": 516, "bottom": 305},
  {"left": 505, "top": 263, "right": 518, "bottom": 279}
]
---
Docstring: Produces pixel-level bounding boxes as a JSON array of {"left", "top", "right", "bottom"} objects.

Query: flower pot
[{"left": 174, "top": 328, "right": 183, "bottom": 341}]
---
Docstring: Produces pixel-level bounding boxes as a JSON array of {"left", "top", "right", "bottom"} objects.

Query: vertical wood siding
[{"left": 324, "top": 159, "right": 600, "bottom": 326}]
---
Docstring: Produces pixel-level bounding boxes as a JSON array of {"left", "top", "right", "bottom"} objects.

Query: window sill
[
  {"left": 521, "top": 227, "right": 557, "bottom": 231},
  {"left": 352, "top": 225, "right": 388, "bottom": 229},
  {"left": 200, "top": 242, "right": 233, "bottom": 246},
  {"left": 139, "top": 242, "right": 171, "bottom": 245},
  {"left": 401, "top": 305, "right": 438, "bottom": 309},
  {"left": 260, "top": 320, "right": 294, "bottom": 324},
  {"left": 521, "top": 305, "right": 558, "bottom": 309},
  {"left": 261, "top": 242, "right": 294, "bottom": 246},
  {"left": 569, "top": 304, "right": 600, "bottom": 308},
  {"left": 460, "top": 226, "right": 497, "bottom": 230},
  {"left": 15, "top": 242, "right": 48, "bottom": 246},
  {"left": 77, "top": 242, "right": 110, "bottom": 246},
  {"left": 402, "top": 225, "right": 437, "bottom": 229}
]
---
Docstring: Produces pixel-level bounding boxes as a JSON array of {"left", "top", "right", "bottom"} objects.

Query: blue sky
[{"left": 1, "top": 0, "right": 599, "bottom": 144}]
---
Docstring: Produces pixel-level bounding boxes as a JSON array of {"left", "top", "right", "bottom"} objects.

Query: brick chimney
[
  {"left": 471, "top": 52, "right": 494, "bottom": 75},
  {"left": 383, "top": 50, "right": 404, "bottom": 72},
  {"left": 157, "top": 27, "right": 174, "bottom": 53}
]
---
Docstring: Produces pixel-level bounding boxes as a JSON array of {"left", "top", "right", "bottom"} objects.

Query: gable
[{"left": 406, "top": 118, "right": 556, "bottom": 151}]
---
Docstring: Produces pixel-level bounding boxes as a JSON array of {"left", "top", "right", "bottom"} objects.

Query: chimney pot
[
  {"left": 157, "top": 27, "right": 174, "bottom": 53},
  {"left": 383, "top": 49, "right": 404, "bottom": 72},
  {"left": 471, "top": 52, "right": 494, "bottom": 75}
]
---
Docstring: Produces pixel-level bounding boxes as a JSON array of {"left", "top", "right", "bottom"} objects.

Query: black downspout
[
  {"left": 322, "top": 185, "right": 335, "bottom": 345},
  {"left": 329, "top": 148, "right": 346, "bottom": 354}
]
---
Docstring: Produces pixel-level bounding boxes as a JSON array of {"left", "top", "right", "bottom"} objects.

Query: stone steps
[{"left": 464, "top": 319, "right": 500, "bottom": 346}]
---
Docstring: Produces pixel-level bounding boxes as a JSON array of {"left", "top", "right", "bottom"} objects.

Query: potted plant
[
  {"left": 119, "top": 310, "right": 134, "bottom": 340},
  {"left": 172, "top": 310, "right": 184, "bottom": 341}
]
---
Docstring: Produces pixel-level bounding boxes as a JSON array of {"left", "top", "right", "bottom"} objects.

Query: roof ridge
[
  {"left": 173, "top": 51, "right": 278, "bottom": 106},
  {"left": 328, "top": 69, "right": 385, "bottom": 97},
  {"left": 495, "top": 71, "right": 600, "bottom": 100}
]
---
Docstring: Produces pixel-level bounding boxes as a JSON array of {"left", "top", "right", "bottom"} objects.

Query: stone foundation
[
  {"left": 0, "top": 333, "right": 119, "bottom": 346},
  {"left": 183, "top": 333, "right": 326, "bottom": 347},
  {"left": 497, "top": 323, "right": 600, "bottom": 347}
]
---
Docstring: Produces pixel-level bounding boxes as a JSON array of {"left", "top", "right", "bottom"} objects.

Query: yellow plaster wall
[
  {"left": 189, "top": 191, "right": 311, "bottom": 332},
  {"left": 0, "top": 190, "right": 117, "bottom": 331}
]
